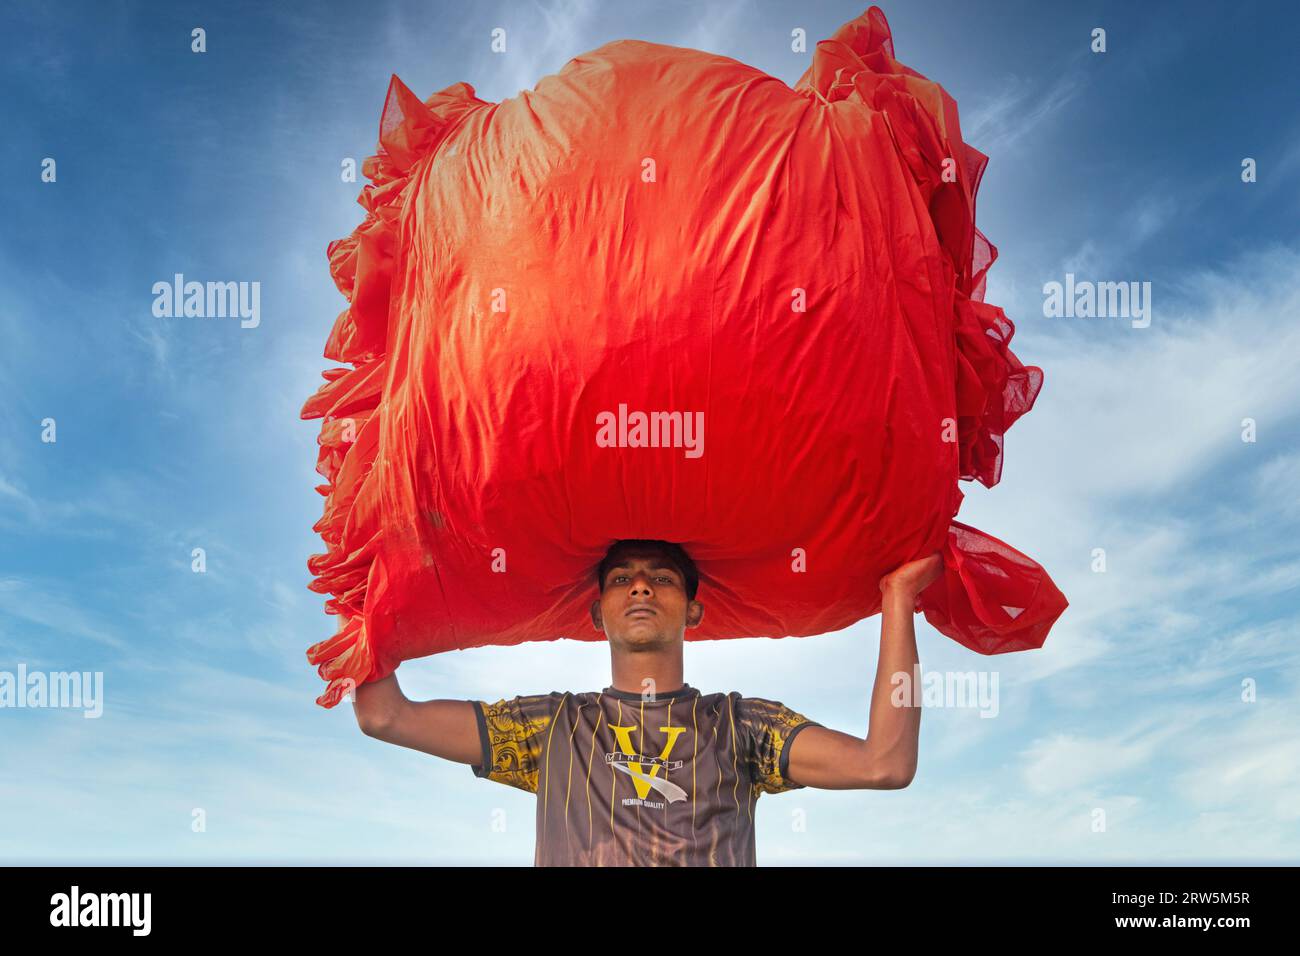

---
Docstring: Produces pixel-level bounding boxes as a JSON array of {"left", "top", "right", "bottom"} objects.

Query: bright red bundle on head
[{"left": 302, "top": 6, "right": 1067, "bottom": 709}]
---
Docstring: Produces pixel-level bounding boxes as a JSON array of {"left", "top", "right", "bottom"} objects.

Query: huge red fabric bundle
[{"left": 302, "top": 5, "right": 1067, "bottom": 708}]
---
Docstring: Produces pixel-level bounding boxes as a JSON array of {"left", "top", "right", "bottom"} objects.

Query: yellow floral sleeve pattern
[
  {"left": 735, "top": 695, "right": 822, "bottom": 796},
  {"left": 470, "top": 693, "right": 565, "bottom": 794}
]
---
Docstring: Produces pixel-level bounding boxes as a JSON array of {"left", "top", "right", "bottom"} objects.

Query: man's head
[{"left": 591, "top": 539, "right": 703, "bottom": 650}]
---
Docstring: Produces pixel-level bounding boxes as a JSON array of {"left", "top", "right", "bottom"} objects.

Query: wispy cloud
[
  {"left": 125, "top": 316, "right": 175, "bottom": 384},
  {"left": 1020, "top": 721, "right": 1187, "bottom": 797},
  {"left": 673, "top": 0, "right": 755, "bottom": 58},
  {"left": 472, "top": 0, "right": 602, "bottom": 101},
  {"left": 964, "top": 68, "right": 1086, "bottom": 155},
  {"left": 0, "top": 472, "right": 39, "bottom": 521},
  {"left": 0, "top": 576, "right": 127, "bottom": 653},
  {"left": 1253, "top": 450, "right": 1300, "bottom": 520},
  {"left": 1060, "top": 192, "right": 1181, "bottom": 276}
]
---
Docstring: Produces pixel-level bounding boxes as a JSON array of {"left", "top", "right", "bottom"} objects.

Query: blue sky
[{"left": 1, "top": 0, "right": 1297, "bottom": 864}]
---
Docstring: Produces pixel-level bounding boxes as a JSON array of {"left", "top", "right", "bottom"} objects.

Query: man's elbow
[
  {"left": 352, "top": 676, "right": 406, "bottom": 741},
  {"left": 858, "top": 748, "right": 917, "bottom": 789},
  {"left": 356, "top": 712, "right": 391, "bottom": 739},
  {"left": 354, "top": 702, "right": 399, "bottom": 740},
  {"left": 873, "top": 766, "right": 916, "bottom": 789}
]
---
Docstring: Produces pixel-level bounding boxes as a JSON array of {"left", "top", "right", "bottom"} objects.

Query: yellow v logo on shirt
[{"left": 607, "top": 723, "right": 688, "bottom": 800}]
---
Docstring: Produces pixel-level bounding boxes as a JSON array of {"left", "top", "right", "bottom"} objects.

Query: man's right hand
[{"left": 879, "top": 551, "right": 943, "bottom": 601}]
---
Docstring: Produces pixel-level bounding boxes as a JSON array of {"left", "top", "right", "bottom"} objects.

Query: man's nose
[{"left": 628, "top": 574, "right": 654, "bottom": 595}]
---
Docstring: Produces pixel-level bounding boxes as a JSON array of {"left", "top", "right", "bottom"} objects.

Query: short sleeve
[
  {"left": 734, "top": 695, "right": 822, "bottom": 795},
  {"left": 469, "top": 692, "right": 566, "bottom": 794}
]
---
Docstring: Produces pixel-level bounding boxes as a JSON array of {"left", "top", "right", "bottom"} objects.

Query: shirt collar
[{"left": 601, "top": 682, "right": 698, "bottom": 701}]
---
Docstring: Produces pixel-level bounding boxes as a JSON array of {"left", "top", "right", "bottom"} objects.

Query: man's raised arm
[
  {"left": 352, "top": 672, "right": 483, "bottom": 766},
  {"left": 782, "top": 552, "right": 943, "bottom": 790}
]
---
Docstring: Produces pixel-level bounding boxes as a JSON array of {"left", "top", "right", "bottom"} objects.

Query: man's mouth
[{"left": 625, "top": 606, "right": 656, "bottom": 618}]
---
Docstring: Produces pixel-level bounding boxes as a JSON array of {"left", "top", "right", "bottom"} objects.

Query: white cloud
[
  {"left": 1172, "top": 697, "right": 1300, "bottom": 826},
  {"left": 999, "top": 244, "right": 1300, "bottom": 506}
]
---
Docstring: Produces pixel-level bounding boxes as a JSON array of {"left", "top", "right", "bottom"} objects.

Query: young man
[{"left": 352, "top": 538, "right": 942, "bottom": 866}]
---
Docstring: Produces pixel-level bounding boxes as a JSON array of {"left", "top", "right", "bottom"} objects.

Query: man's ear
[
  {"left": 685, "top": 599, "right": 704, "bottom": 629},
  {"left": 590, "top": 599, "right": 604, "bottom": 631}
]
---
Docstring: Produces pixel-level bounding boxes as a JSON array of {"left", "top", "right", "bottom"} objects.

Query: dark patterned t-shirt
[{"left": 468, "top": 683, "right": 821, "bottom": 866}]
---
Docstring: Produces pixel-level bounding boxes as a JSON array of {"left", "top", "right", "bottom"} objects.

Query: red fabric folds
[
  {"left": 922, "top": 521, "right": 1067, "bottom": 654},
  {"left": 300, "top": 76, "right": 489, "bottom": 707},
  {"left": 791, "top": 5, "right": 1065, "bottom": 652},
  {"left": 301, "top": 5, "right": 1067, "bottom": 708}
]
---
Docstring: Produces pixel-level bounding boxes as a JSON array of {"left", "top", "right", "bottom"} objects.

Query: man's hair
[{"left": 596, "top": 539, "right": 699, "bottom": 602}]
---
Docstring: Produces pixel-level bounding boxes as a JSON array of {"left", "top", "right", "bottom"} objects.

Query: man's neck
[{"left": 608, "top": 650, "right": 685, "bottom": 697}]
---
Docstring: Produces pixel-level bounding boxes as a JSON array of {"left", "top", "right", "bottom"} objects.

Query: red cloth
[{"left": 302, "top": 5, "right": 1067, "bottom": 708}]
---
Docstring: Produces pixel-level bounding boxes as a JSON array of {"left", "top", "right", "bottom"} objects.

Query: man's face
[{"left": 591, "top": 547, "right": 703, "bottom": 650}]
